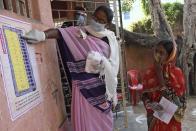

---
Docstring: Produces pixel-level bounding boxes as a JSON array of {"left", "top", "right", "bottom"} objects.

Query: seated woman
[
  {"left": 23, "top": 6, "right": 119, "bottom": 131},
  {"left": 142, "top": 40, "right": 186, "bottom": 131}
]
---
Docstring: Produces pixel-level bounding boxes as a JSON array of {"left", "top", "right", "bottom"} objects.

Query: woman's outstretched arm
[{"left": 23, "top": 28, "right": 61, "bottom": 44}]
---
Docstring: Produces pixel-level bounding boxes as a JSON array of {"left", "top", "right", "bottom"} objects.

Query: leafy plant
[
  {"left": 141, "top": 0, "right": 150, "bottom": 15},
  {"left": 130, "top": 17, "right": 153, "bottom": 33},
  {"left": 129, "top": 2, "right": 183, "bottom": 34},
  {"left": 122, "top": 0, "right": 134, "bottom": 12},
  {"left": 163, "top": 2, "right": 183, "bottom": 28}
]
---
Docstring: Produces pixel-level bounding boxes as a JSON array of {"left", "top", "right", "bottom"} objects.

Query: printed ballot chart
[
  {"left": 3, "top": 26, "right": 36, "bottom": 96},
  {"left": 0, "top": 15, "right": 42, "bottom": 121}
]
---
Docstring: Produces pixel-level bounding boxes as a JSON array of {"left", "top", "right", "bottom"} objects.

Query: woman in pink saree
[{"left": 24, "top": 6, "right": 119, "bottom": 131}]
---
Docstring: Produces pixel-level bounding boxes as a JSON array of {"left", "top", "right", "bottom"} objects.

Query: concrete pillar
[
  {"left": 36, "top": 0, "right": 54, "bottom": 26},
  {"left": 0, "top": 0, "right": 4, "bottom": 9}
]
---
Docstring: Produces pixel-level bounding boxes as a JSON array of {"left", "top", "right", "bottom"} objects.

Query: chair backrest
[{"left": 127, "top": 70, "right": 139, "bottom": 86}]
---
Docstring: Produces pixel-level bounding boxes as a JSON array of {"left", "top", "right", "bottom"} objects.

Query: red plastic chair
[{"left": 127, "top": 70, "right": 143, "bottom": 106}]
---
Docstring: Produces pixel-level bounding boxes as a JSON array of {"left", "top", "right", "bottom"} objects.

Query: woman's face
[
  {"left": 154, "top": 44, "right": 169, "bottom": 64},
  {"left": 93, "top": 10, "right": 108, "bottom": 24}
]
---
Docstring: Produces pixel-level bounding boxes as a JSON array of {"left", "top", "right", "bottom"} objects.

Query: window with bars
[{"left": 0, "top": 0, "right": 30, "bottom": 18}]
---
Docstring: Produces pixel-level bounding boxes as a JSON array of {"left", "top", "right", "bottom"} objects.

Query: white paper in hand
[
  {"left": 85, "top": 51, "right": 102, "bottom": 74},
  {"left": 153, "top": 97, "right": 178, "bottom": 124}
]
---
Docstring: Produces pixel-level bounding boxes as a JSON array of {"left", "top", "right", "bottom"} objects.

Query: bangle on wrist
[{"left": 145, "top": 99, "right": 150, "bottom": 104}]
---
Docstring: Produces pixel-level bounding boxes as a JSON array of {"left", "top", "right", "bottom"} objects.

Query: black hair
[
  {"left": 94, "top": 5, "right": 113, "bottom": 23},
  {"left": 158, "top": 40, "right": 173, "bottom": 55}
]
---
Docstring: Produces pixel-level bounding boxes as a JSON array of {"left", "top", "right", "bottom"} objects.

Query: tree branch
[
  {"left": 109, "top": 24, "right": 159, "bottom": 47},
  {"left": 123, "top": 29, "right": 159, "bottom": 46}
]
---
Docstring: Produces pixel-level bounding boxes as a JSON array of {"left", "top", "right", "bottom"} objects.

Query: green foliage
[
  {"left": 141, "top": 0, "right": 150, "bottom": 15},
  {"left": 122, "top": 0, "right": 134, "bottom": 12},
  {"left": 130, "top": 17, "right": 153, "bottom": 33},
  {"left": 163, "top": 2, "right": 183, "bottom": 28},
  {"left": 130, "top": 2, "right": 183, "bottom": 34}
]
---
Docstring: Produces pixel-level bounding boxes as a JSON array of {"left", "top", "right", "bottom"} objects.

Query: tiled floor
[{"left": 114, "top": 96, "right": 196, "bottom": 131}]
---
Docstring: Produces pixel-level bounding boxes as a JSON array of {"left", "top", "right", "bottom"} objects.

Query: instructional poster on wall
[{"left": 0, "top": 15, "right": 42, "bottom": 121}]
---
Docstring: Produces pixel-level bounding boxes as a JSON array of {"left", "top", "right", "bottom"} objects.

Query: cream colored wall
[{"left": 125, "top": 44, "right": 154, "bottom": 77}]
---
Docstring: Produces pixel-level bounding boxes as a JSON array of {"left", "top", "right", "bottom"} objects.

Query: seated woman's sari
[{"left": 142, "top": 43, "right": 186, "bottom": 131}]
